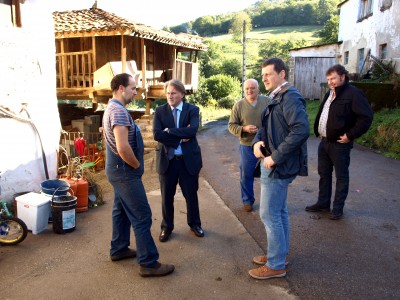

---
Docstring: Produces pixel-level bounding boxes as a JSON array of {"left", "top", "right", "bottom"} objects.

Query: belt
[
  {"left": 321, "top": 136, "right": 328, "bottom": 142},
  {"left": 173, "top": 155, "right": 183, "bottom": 160}
]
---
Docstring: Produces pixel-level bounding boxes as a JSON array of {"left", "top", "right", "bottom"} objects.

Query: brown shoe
[
  {"left": 139, "top": 262, "right": 175, "bottom": 277},
  {"left": 248, "top": 265, "right": 286, "bottom": 279},
  {"left": 243, "top": 204, "right": 253, "bottom": 212},
  {"left": 253, "top": 255, "right": 289, "bottom": 266}
]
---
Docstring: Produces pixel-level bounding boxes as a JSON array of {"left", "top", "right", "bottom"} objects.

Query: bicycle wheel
[{"left": 0, "top": 216, "right": 28, "bottom": 245}]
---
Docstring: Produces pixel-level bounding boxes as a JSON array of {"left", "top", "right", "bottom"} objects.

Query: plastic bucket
[
  {"left": 41, "top": 179, "right": 70, "bottom": 196},
  {"left": 51, "top": 193, "right": 77, "bottom": 234}
]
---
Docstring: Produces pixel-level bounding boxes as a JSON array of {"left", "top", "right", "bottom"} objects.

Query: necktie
[
  {"left": 173, "top": 108, "right": 177, "bottom": 128},
  {"left": 168, "top": 108, "right": 178, "bottom": 160}
]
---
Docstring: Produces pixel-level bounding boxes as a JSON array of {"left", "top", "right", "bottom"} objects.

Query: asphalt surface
[
  {"left": 198, "top": 120, "right": 400, "bottom": 299},
  {"left": 1, "top": 120, "right": 399, "bottom": 299}
]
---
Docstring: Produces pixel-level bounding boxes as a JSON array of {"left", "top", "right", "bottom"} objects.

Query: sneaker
[
  {"left": 248, "top": 265, "right": 286, "bottom": 280},
  {"left": 305, "top": 203, "right": 330, "bottom": 212},
  {"left": 110, "top": 248, "right": 137, "bottom": 261},
  {"left": 243, "top": 204, "right": 253, "bottom": 212},
  {"left": 139, "top": 262, "right": 175, "bottom": 277},
  {"left": 253, "top": 255, "right": 289, "bottom": 266}
]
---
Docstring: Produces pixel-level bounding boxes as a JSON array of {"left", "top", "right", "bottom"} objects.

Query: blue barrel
[{"left": 40, "top": 179, "right": 69, "bottom": 196}]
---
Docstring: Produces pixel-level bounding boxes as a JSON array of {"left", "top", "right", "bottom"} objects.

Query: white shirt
[
  {"left": 318, "top": 90, "right": 336, "bottom": 137},
  {"left": 170, "top": 101, "right": 184, "bottom": 155}
]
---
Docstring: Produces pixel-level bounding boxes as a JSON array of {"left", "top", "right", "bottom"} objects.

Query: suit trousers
[{"left": 159, "top": 158, "right": 201, "bottom": 230}]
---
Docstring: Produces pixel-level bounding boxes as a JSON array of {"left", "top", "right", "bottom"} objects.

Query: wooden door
[{"left": 294, "top": 57, "right": 336, "bottom": 100}]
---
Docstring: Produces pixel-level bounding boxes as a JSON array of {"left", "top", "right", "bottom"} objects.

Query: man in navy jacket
[
  {"left": 305, "top": 64, "right": 373, "bottom": 220},
  {"left": 250, "top": 58, "right": 309, "bottom": 280}
]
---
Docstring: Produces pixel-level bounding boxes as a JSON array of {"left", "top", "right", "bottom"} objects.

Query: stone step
[
  {"left": 144, "top": 140, "right": 157, "bottom": 148},
  {"left": 141, "top": 132, "right": 154, "bottom": 140}
]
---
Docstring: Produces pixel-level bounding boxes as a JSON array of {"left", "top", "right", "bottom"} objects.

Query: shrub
[
  {"left": 188, "top": 82, "right": 213, "bottom": 106},
  {"left": 218, "top": 95, "right": 237, "bottom": 109},
  {"left": 204, "top": 74, "right": 242, "bottom": 100}
]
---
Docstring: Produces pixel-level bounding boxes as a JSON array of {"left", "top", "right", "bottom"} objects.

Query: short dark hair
[
  {"left": 262, "top": 57, "right": 287, "bottom": 75},
  {"left": 326, "top": 64, "right": 350, "bottom": 83},
  {"left": 110, "top": 73, "right": 133, "bottom": 92},
  {"left": 165, "top": 79, "right": 186, "bottom": 94}
]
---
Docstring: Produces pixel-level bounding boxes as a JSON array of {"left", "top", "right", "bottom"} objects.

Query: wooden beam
[
  {"left": 141, "top": 38, "right": 146, "bottom": 88},
  {"left": 91, "top": 36, "right": 97, "bottom": 70},
  {"left": 121, "top": 35, "right": 126, "bottom": 72},
  {"left": 11, "top": 0, "right": 21, "bottom": 27},
  {"left": 172, "top": 46, "right": 177, "bottom": 78},
  {"left": 61, "top": 40, "right": 67, "bottom": 88}
]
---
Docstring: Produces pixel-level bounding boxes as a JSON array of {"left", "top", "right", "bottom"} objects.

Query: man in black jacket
[{"left": 305, "top": 64, "right": 373, "bottom": 220}]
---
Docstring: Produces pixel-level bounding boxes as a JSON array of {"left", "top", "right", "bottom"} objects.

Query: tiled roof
[{"left": 53, "top": 8, "right": 207, "bottom": 50}]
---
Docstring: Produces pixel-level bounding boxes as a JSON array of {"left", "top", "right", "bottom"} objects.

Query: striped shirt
[{"left": 103, "top": 100, "right": 137, "bottom": 155}]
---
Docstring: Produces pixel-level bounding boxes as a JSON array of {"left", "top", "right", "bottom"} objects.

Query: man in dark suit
[{"left": 153, "top": 79, "right": 204, "bottom": 242}]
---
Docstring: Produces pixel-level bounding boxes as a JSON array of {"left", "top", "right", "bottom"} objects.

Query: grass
[
  {"left": 199, "top": 105, "right": 230, "bottom": 124},
  {"left": 306, "top": 100, "right": 400, "bottom": 159},
  {"left": 209, "top": 25, "right": 322, "bottom": 64}
]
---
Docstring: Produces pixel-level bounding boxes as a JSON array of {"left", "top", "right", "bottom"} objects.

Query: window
[
  {"left": 358, "top": 48, "right": 365, "bottom": 72},
  {"left": 358, "top": 0, "right": 373, "bottom": 21},
  {"left": 380, "top": 0, "right": 392, "bottom": 11},
  {"left": 344, "top": 51, "right": 349, "bottom": 65},
  {"left": 379, "top": 44, "right": 387, "bottom": 60}
]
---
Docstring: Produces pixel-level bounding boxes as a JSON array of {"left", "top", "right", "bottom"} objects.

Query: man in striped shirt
[{"left": 103, "top": 73, "right": 174, "bottom": 277}]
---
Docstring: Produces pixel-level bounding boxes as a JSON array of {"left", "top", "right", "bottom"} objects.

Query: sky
[{"left": 51, "top": 0, "right": 258, "bottom": 29}]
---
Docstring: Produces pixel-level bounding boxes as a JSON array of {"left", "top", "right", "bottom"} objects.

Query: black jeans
[{"left": 317, "top": 139, "right": 353, "bottom": 211}]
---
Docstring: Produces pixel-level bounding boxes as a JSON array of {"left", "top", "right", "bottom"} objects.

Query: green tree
[
  {"left": 198, "top": 40, "right": 223, "bottom": 78},
  {"left": 192, "top": 16, "right": 215, "bottom": 36},
  {"left": 317, "top": 14, "right": 339, "bottom": 44},
  {"left": 258, "top": 38, "right": 306, "bottom": 65},
  {"left": 220, "top": 58, "right": 242, "bottom": 81},
  {"left": 316, "top": 0, "right": 340, "bottom": 24},
  {"left": 228, "top": 12, "right": 252, "bottom": 43}
]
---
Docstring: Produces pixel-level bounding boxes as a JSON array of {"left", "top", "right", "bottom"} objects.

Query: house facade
[
  {"left": 0, "top": 0, "right": 61, "bottom": 201},
  {"left": 338, "top": 0, "right": 400, "bottom": 74},
  {"left": 289, "top": 0, "right": 399, "bottom": 99}
]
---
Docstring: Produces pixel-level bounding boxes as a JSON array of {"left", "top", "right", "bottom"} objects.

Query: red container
[{"left": 75, "top": 178, "right": 89, "bottom": 213}]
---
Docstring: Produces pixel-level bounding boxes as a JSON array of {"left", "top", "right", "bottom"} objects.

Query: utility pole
[{"left": 242, "top": 20, "right": 246, "bottom": 98}]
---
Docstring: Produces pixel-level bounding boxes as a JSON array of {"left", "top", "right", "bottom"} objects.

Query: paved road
[{"left": 198, "top": 120, "right": 400, "bottom": 300}]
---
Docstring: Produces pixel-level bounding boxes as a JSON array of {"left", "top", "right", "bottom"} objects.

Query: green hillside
[{"left": 209, "top": 25, "right": 322, "bottom": 63}]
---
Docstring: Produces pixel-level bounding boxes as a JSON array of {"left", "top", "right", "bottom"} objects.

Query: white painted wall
[
  {"left": 289, "top": 44, "right": 340, "bottom": 58},
  {"left": 338, "top": 0, "right": 400, "bottom": 73},
  {"left": 0, "top": 0, "right": 61, "bottom": 201}
]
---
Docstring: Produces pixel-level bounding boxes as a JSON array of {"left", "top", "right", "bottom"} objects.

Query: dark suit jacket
[{"left": 153, "top": 100, "right": 202, "bottom": 175}]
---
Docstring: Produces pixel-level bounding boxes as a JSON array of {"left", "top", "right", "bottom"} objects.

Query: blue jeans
[
  {"left": 317, "top": 140, "right": 352, "bottom": 212},
  {"left": 259, "top": 166, "right": 295, "bottom": 270},
  {"left": 105, "top": 131, "right": 159, "bottom": 267},
  {"left": 240, "top": 145, "right": 258, "bottom": 205}
]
